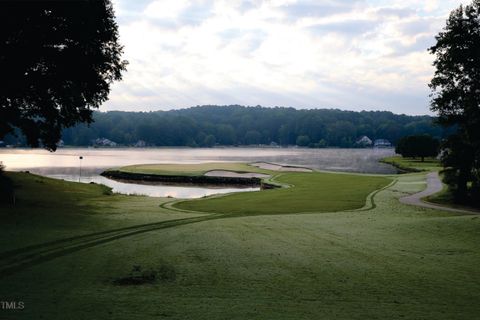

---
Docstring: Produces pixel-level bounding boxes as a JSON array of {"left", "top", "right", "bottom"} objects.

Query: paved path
[{"left": 400, "top": 171, "right": 480, "bottom": 214}]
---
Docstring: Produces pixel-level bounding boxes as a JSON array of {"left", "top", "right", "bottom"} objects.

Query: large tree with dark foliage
[
  {"left": 395, "top": 135, "right": 439, "bottom": 162},
  {"left": 429, "top": 0, "right": 480, "bottom": 204},
  {"left": 0, "top": 0, "right": 127, "bottom": 151}
]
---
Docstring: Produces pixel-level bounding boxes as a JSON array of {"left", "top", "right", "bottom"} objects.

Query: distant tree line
[{"left": 2, "top": 105, "right": 451, "bottom": 148}]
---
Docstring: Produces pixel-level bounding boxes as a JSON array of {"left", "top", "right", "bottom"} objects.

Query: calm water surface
[{"left": 0, "top": 147, "right": 396, "bottom": 198}]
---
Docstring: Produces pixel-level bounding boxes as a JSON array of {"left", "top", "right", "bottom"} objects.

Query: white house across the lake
[
  {"left": 373, "top": 139, "right": 392, "bottom": 148},
  {"left": 356, "top": 136, "right": 373, "bottom": 147}
]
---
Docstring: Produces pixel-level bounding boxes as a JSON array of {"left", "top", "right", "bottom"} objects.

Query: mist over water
[{"left": 0, "top": 147, "right": 397, "bottom": 198}]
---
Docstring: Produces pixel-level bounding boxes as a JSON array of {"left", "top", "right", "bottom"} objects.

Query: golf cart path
[{"left": 400, "top": 171, "right": 480, "bottom": 214}]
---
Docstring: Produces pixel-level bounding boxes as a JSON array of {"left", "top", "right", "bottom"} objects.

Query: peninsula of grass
[
  {"left": 381, "top": 156, "right": 441, "bottom": 172},
  {"left": 116, "top": 162, "right": 272, "bottom": 176},
  {"left": 109, "top": 162, "right": 391, "bottom": 214},
  {"left": 102, "top": 162, "right": 281, "bottom": 187}
]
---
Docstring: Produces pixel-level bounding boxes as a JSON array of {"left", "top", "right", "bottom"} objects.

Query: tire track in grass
[
  {"left": 348, "top": 179, "right": 398, "bottom": 212},
  {"left": 0, "top": 214, "right": 221, "bottom": 279}
]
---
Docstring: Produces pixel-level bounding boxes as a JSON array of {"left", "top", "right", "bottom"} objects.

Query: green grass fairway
[
  {"left": 381, "top": 156, "right": 441, "bottom": 172},
  {"left": 119, "top": 162, "right": 271, "bottom": 176},
  {"left": 175, "top": 172, "right": 390, "bottom": 214},
  {"left": 1, "top": 171, "right": 480, "bottom": 319}
]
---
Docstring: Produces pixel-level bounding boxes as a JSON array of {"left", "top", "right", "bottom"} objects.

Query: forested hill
[
  {"left": 61, "top": 106, "right": 447, "bottom": 148},
  {"left": 4, "top": 105, "right": 447, "bottom": 148}
]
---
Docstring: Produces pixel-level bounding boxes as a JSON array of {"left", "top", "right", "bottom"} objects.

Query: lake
[{"left": 0, "top": 147, "right": 396, "bottom": 198}]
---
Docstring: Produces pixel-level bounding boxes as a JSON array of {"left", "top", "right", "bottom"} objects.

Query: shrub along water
[{"left": 0, "top": 163, "right": 14, "bottom": 204}]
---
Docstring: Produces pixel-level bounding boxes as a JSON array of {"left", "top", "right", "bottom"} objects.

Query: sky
[{"left": 105, "top": 0, "right": 470, "bottom": 115}]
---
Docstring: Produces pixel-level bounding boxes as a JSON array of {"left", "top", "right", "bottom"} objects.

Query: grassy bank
[
  {"left": 381, "top": 156, "right": 441, "bottom": 172},
  {"left": 1, "top": 171, "right": 480, "bottom": 319},
  {"left": 0, "top": 172, "right": 201, "bottom": 250}
]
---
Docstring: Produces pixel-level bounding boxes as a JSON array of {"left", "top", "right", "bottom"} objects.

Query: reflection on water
[
  {"left": 0, "top": 147, "right": 396, "bottom": 172},
  {"left": 0, "top": 147, "right": 396, "bottom": 198}
]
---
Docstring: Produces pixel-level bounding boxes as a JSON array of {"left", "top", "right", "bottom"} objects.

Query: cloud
[
  {"left": 374, "top": 7, "right": 416, "bottom": 19},
  {"left": 143, "top": 0, "right": 190, "bottom": 20},
  {"left": 279, "top": 0, "right": 363, "bottom": 19},
  {"left": 308, "top": 19, "right": 379, "bottom": 36},
  {"left": 105, "top": 0, "right": 473, "bottom": 115}
]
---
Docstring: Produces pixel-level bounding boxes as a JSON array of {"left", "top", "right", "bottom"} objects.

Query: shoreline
[{"left": 101, "top": 170, "right": 279, "bottom": 190}]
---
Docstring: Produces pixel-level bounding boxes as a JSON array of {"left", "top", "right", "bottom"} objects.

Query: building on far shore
[
  {"left": 92, "top": 138, "right": 117, "bottom": 147},
  {"left": 373, "top": 139, "right": 392, "bottom": 148},
  {"left": 355, "top": 136, "right": 373, "bottom": 147},
  {"left": 134, "top": 140, "right": 146, "bottom": 148}
]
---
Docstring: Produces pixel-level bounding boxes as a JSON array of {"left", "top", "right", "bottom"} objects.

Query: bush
[
  {"left": 442, "top": 167, "right": 480, "bottom": 206},
  {"left": 0, "top": 163, "right": 14, "bottom": 204},
  {"left": 296, "top": 135, "right": 310, "bottom": 147}
]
